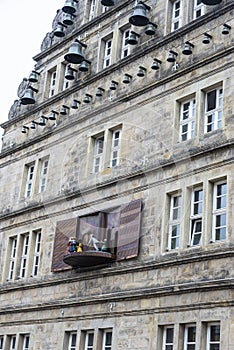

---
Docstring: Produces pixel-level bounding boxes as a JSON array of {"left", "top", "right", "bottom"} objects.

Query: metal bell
[
  {"left": 137, "top": 66, "right": 146, "bottom": 77},
  {"left": 20, "top": 87, "right": 36, "bottom": 105},
  {"left": 49, "top": 110, "right": 59, "bottom": 120},
  {"left": 123, "top": 73, "right": 132, "bottom": 84},
  {"left": 96, "top": 87, "right": 105, "bottom": 97},
  {"left": 145, "top": 22, "right": 157, "bottom": 36},
  {"left": 202, "top": 33, "right": 212, "bottom": 44},
  {"left": 65, "top": 65, "right": 76, "bottom": 80},
  {"left": 109, "top": 80, "right": 118, "bottom": 90},
  {"left": 54, "top": 22, "right": 66, "bottom": 37},
  {"left": 83, "top": 94, "right": 92, "bottom": 103},
  {"left": 129, "top": 1, "right": 150, "bottom": 27},
  {"left": 62, "top": 0, "right": 77, "bottom": 14},
  {"left": 79, "top": 60, "right": 90, "bottom": 72},
  {"left": 21, "top": 126, "right": 29, "bottom": 134},
  {"left": 182, "top": 42, "right": 194, "bottom": 55},
  {"left": 201, "top": 0, "right": 221, "bottom": 4},
  {"left": 167, "top": 50, "right": 178, "bottom": 63},
  {"left": 151, "top": 58, "right": 162, "bottom": 70},
  {"left": 101, "top": 0, "right": 114, "bottom": 6},
  {"left": 64, "top": 40, "right": 86, "bottom": 64},
  {"left": 128, "top": 31, "right": 140, "bottom": 45},
  {"left": 60, "top": 105, "right": 69, "bottom": 115},
  {"left": 63, "top": 13, "right": 75, "bottom": 25},
  {"left": 30, "top": 121, "right": 38, "bottom": 129},
  {"left": 38, "top": 116, "right": 48, "bottom": 126},
  {"left": 71, "top": 99, "right": 81, "bottom": 109},
  {"left": 222, "top": 24, "right": 231, "bottom": 35},
  {"left": 28, "top": 70, "right": 39, "bottom": 83}
]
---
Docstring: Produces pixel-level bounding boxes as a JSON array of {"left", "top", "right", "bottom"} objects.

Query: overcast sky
[{"left": 0, "top": 0, "right": 65, "bottom": 127}]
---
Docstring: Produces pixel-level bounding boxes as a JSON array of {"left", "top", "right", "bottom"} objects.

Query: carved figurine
[
  {"left": 77, "top": 242, "right": 83, "bottom": 253},
  {"left": 68, "top": 237, "right": 77, "bottom": 253},
  {"left": 101, "top": 238, "right": 108, "bottom": 252},
  {"left": 88, "top": 234, "right": 100, "bottom": 251}
]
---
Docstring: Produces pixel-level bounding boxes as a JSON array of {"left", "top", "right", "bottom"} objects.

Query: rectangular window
[
  {"left": 110, "top": 129, "right": 121, "bottom": 167},
  {"left": 184, "top": 324, "right": 196, "bottom": 350},
  {"left": 25, "top": 163, "right": 35, "bottom": 198},
  {"left": 93, "top": 136, "right": 104, "bottom": 173},
  {"left": 49, "top": 70, "right": 57, "bottom": 97},
  {"left": 89, "top": 0, "right": 96, "bottom": 20},
  {"left": 193, "top": 0, "right": 206, "bottom": 19},
  {"left": 19, "top": 234, "right": 29, "bottom": 278},
  {"left": 10, "top": 336, "right": 16, "bottom": 350},
  {"left": 103, "top": 39, "right": 112, "bottom": 68},
  {"left": 84, "top": 331, "right": 94, "bottom": 350},
  {"left": 190, "top": 189, "right": 203, "bottom": 246},
  {"left": 206, "top": 323, "right": 220, "bottom": 350},
  {"left": 162, "top": 326, "right": 174, "bottom": 350},
  {"left": 205, "top": 87, "right": 223, "bottom": 133},
  {"left": 22, "top": 335, "right": 30, "bottom": 350},
  {"left": 8, "top": 237, "right": 17, "bottom": 280},
  {"left": 32, "top": 230, "right": 41, "bottom": 277},
  {"left": 68, "top": 332, "right": 77, "bottom": 350},
  {"left": 0, "top": 336, "right": 4, "bottom": 350},
  {"left": 39, "top": 158, "right": 49, "bottom": 193},
  {"left": 180, "top": 99, "right": 196, "bottom": 141},
  {"left": 102, "top": 330, "right": 112, "bottom": 350},
  {"left": 171, "top": 0, "right": 182, "bottom": 31},
  {"left": 212, "top": 182, "right": 226, "bottom": 241},
  {"left": 168, "top": 195, "right": 181, "bottom": 250},
  {"left": 121, "top": 29, "right": 130, "bottom": 59}
]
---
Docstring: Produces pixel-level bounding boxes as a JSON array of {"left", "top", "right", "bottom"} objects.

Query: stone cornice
[
  {"left": 0, "top": 248, "right": 233, "bottom": 295},
  {"left": 0, "top": 278, "right": 233, "bottom": 321}
]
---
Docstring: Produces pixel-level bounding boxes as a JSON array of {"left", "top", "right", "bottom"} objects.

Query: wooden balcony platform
[{"left": 63, "top": 251, "right": 115, "bottom": 268}]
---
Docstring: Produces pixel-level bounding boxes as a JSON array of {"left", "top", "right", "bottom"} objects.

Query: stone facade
[{"left": 0, "top": 0, "right": 234, "bottom": 349}]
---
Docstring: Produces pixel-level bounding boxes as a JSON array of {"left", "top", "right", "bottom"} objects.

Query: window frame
[
  {"left": 22, "top": 335, "right": 30, "bottom": 350},
  {"left": 10, "top": 336, "right": 16, "bottom": 350},
  {"left": 103, "top": 38, "right": 112, "bottom": 69},
  {"left": 0, "top": 336, "right": 3, "bottom": 350},
  {"left": 8, "top": 237, "right": 17, "bottom": 281},
  {"left": 193, "top": 0, "right": 206, "bottom": 19},
  {"left": 68, "top": 332, "right": 77, "bottom": 350},
  {"left": 84, "top": 331, "right": 94, "bottom": 350},
  {"left": 179, "top": 98, "right": 196, "bottom": 142},
  {"left": 93, "top": 135, "right": 104, "bottom": 173},
  {"left": 110, "top": 128, "right": 122, "bottom": 168},
  {"left": 102, "top": 329, "right": 112, "bottom": 350},
  {"left": 162, "top": 326, "right": 174, "bottom": 350},
  {"left": 32, "top": 230, "right": 41, "bottom": 277},
  {"left": 89, "top": 0, "right": 96, "bottom": 21},
  {"left": 206, "top": 322, "right": 220, "bottom": 350},
  {"left": 204, "top": 86, "right": 223, "bottom": 133},
  {"left": 190, "top": 188, "right": 203, "bottom": 246},
  {"left": 121, "top": 28, "right": 131, "bottom": 59},
  {"left": 19, "top": 234, "right": 29, "bottom": 278},
  {"left": 212, "top": 181, "right": 227, "bottom": 242},
  {"left": 25, "top": 163, "right": 35, "bottom": 198},
  {"left": 39, "top": 158, "right": 49, "bottom": 193},
  {"left": 171, "top": 0, "right": 183, "bottom": 32},
  {"left": 49, "top": 69, "right": 57, "bottom": 97},
  {"left": 168, "top": 194, "right": 182, "bottom": 250},
  {"left": 184, "top": 324, "right": 196, "bottom": 350}
]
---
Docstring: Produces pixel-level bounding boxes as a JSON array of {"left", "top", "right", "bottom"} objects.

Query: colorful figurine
[
  {"left": 88, "top": 234, "right": 100, "bottom": 251},
  {"left": 101, "top": 238, "right": 108, "bottom": 252},
  {"left": 77, "top": 242, "right": 83, "bottom": 253},
  {"left": 68, "top": 237, "right": 77, "bottom": 253}
]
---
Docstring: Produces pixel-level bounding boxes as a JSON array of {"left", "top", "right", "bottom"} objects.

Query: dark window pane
[{"left": 207, "top": 90, "right": 216, "bottom": 111}]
